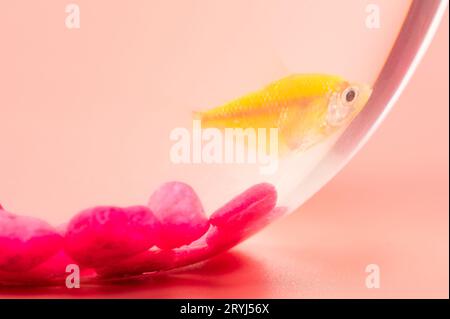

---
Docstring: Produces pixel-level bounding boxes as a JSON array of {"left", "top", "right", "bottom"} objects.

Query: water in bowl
[{"left": 0, "top": 0, "right": 414, "bottom": 226}]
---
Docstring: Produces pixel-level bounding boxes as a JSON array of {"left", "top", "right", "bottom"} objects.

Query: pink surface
[{"left": 0, "top": 2, "right": 448, "bottom": 298}]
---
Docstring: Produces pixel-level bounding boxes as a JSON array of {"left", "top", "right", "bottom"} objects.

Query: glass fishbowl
[{"left": 0, "top": 0, "right": 447, "bottom": 284}]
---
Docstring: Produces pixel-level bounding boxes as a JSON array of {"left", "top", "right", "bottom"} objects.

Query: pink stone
[
  {"left": 206, "top": 206, "right": 286, "bottom": 248},
  {"left": 0, "top": 251, "right": 77, "bottom": 286},
  {"left": 97, "top": 238, "right": 213, "bottom": 278},
  {"left": 98, "top": 207, "right": 286, "bottom": 278},
  {"left": 209, "top": 183, "right": 277, "bottom": 229},
  {"left": 2, "top": 183, "right": 283, "bottom": 283},
  {"left": 98, "top": 184, "right": 283, "bottom": 278},
  {"left": 64, "top": 205, "right": 159, "bottom": 267},
  {"left": 148, "top": 181, "right": 209, "bottom": 249},
  {"left": 0, "top": 210, "right": 63, "bottom": 272}
]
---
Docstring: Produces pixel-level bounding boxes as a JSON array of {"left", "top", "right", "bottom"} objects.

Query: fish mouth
[
  {"left": 358, "top": 83, "right": 373, "bottom": 102},
  {"left": 355, "top": 83, "right": 373, "bottom": 114}
]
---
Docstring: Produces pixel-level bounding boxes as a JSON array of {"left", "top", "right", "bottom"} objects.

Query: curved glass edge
[{"left": 287, "top": 0, "right": 449, "bottom": 210}]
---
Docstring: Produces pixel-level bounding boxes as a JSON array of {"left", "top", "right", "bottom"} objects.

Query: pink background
[{"left": 0, "top": 1, "right": 448, "bottom": 298}]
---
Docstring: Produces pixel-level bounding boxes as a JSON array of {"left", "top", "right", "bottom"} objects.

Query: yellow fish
[{"left": 195, "top": 74, "right": 372, "bottom": 153}]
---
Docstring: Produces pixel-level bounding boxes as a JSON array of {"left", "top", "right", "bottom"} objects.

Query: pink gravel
[
  {"left": 98, "top": 183, "right": 282, "bottom": 278},
  {"left": 209, "top": 183, "right": 277, "bottom": 228},
  {"left": 64, "top": 205, "right": 159, "bottom": 267},
  {"left": 148, "top": 181, "right": 209, "bottom": 249},
  {"left": 0, "top": 182, "right": 284, "bottom": 283},
  {"left": 0, "top": 209, "right": 63, "bottom": 272}
]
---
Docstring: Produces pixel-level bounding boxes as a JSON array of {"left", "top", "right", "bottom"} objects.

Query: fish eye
[
  {"left": 345, "top": 89, "right": 356, "bottom": 102},
  {"left": 342, "top": 87, "right": 358, "bottom": 105}
]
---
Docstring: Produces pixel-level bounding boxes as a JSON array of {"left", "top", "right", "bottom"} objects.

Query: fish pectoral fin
[{"left": 277, "top": 107, "right": 306, "bottom": 151}]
